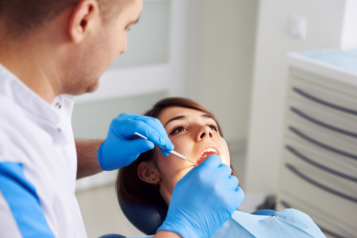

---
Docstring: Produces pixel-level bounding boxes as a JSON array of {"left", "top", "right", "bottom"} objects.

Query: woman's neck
[{"left": 160, "top": 184, "right": 173, "bottom": 206}]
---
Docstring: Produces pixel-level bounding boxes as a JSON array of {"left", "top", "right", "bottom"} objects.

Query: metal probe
[{"left": 134, "top": 132, "right": 197, "bottom": 165}]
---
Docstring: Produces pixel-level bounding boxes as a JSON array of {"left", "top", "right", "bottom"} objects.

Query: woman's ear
[{"left": 137, "top": 162, "right": 160, "bottom": 184}]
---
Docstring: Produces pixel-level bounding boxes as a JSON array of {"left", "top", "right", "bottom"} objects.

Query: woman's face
[{"left": 154, "top": 106, "right": 230, "bottom": 204}]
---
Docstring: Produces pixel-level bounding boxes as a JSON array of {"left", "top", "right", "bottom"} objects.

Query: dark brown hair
[
  {"left": 117, "top": 97, "right": 236, "bottom": 209},
  {"left": 0, "top": 0, "right": 126, "bottom": 37}
]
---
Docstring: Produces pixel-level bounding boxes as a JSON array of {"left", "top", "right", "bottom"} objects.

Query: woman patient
[{"left": 116, "top": 97, "right": 326, "bottom": 238}]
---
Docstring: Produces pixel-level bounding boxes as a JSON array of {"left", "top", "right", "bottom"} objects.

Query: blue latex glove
[
  {"left": 158, "top": 154, "right": 244, "bottom": 238},
  {"left": 98, "top": 113, "right": 174, "bottom": 171}
]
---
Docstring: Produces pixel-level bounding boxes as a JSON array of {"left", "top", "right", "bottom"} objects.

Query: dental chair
[{"left": 99, "top": 194, "right": 277, "bottom": 238}]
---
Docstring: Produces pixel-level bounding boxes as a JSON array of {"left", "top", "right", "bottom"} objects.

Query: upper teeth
[{"left": 198, "top": 148, "right": 218, "bottom": 159}]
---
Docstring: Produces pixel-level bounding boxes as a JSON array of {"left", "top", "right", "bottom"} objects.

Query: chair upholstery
[
  {"left": 117, "top": 194, "right": 167, "bottom": 235},
  {"left": 104, "top": 189, "right": 276, "bottom": 237},
  {"left": 98, "top": 234, "right": 126, "bottom": 238}
]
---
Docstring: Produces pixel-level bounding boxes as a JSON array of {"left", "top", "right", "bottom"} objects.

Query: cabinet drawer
[
  {"left": 280, "top": 158, "right": 357, "bottom": 229},
  {"left": 286, "top": 124, "right": 357, "bottom": 167},
  {"left": 287, "top": 100, "right": 357, "bottom": 145},
  {"left": 289, "top": 79, "right": 357, "bottom": 123},
  {"left": 277, "top": 193, "right": 357, "bottom": 238},
  {"left": 283, "top": 140, "right": 357, "bottom": 185}
]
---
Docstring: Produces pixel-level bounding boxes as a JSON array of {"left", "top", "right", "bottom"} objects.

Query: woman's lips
[{"left": 195, "top": 146, "right": 220, "bottom": 165}]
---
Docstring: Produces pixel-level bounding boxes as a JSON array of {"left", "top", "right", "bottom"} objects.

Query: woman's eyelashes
[
  {"left": 170, "top": 124, "right": 188, "bottom": 135},
  {"left": 206, "top": 123, "right": 218, "bottom": 132},
  {"left": 169, "top": 123, "right": 218, "bottom": 135}
]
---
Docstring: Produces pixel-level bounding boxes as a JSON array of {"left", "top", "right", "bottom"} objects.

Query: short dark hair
[
  {"left": 117, "top": 97, "right": 237, "bottom": 209},
  {"left": 0, "top": 0, "right": 124, "bottom": 37}
]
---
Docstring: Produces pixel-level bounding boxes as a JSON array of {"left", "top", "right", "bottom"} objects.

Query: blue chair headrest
[
  {"left": 117, "top": 194, "right": 167, "bottom": 235},
  {"left": 98, "top": 234, "right": 126, "bottom": 238},
  {"left": 118, "top": 184, "right": 277, "bottom": 236}
]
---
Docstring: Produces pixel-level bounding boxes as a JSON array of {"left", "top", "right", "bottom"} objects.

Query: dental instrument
[{"left": 134, "top": 132, "right": 197, "bottom": 165}]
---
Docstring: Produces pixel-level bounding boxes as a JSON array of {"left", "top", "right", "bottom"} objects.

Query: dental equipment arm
[{"left": 158, "top": 154, "right": 245, "bottom": 238}]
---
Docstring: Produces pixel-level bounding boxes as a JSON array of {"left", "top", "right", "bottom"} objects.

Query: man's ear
[
  {"left": 68, "top": 0, "right": 100, "bottom": 44},
  {"left": 137, "top": 162, "right": 160, "bottom": 184}
]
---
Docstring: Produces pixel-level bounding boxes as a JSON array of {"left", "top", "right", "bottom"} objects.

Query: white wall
[
  {"left": 188, "top": 0, "right": 258, "bottom": 143},
  {"left": 244, "top": 0, "right": 348, "bottom": 194},
  {"left": 341, "top": 0, "right": 357, "bottom": 49}
]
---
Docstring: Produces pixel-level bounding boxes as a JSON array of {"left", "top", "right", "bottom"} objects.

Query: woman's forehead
[{"left": 158, "top": 107, "right": 215, "bottom": 126}]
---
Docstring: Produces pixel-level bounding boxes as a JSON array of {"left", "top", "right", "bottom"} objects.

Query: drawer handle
[
  {"left": 279, "top": 200, "right": 347, "bottom": 238},
  {"left": 286, "top": 145, "right": 357, "bottom": 183},
  {"left": 291, "top": 107, "right": 357, "bottom": 138},
  {"left": 293, "top": 87, "right": 357, "bottom": 116},
  {"left": 285, "top": 163, "right": 357, "bottom": 203},
  {"left": 289, "top": 127, "right": 357, "bottom": 161}
]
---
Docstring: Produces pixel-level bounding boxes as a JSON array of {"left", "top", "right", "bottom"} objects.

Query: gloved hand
[
  {"left": 98, "top": 113, "right": 174, "bottom": 171},
  {"left": 158, "top": 154, "right": 244, "bottom": 238}
]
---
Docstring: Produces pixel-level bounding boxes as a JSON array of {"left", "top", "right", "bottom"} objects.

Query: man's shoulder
[
  {"left": 0, "top": 94, "right": 29, "bottom": 131},
  {"left": 0, "top": 94, "right": 36, "bottom": 163}
]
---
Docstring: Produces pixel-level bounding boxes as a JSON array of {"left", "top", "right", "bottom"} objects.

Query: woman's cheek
[
  {"left": 156, "top": 149, "right": 188, "bottom": 176},
  {"left": 221, "top": 141, "right": 231, "bottom": 166},
  {"left": 173, "top": 167, "right": 194, "bottom": 187},
  {"left": 222, "top": 155, "right": 230, "bottom": 166}
]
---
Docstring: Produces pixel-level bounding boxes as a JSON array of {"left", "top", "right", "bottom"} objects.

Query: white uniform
[{"left": 0, "top": 64, "right": 87, "bottom": 237}]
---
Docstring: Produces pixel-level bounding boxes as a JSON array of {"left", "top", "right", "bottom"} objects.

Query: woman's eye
[
  {"left": 208, "top": 124, "right": 217, "bottom": 131},
  {"left": 170, "top": 126, "right": 186, "bottom": 135}
]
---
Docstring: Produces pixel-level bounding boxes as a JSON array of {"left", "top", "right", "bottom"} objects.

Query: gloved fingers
[
  {"left": 237, "top": 186, "right": 245, "bottom": 198},
  {"left": 226, "top": 175, "right": 239, "bottom": 191},
  {"left": 129, "top": 115, "right": 174, "bottom": 151},
  {"left": 217, "top": 164, "right": 233, "bottom": 177},
  {"left": 199, "top": 154, "right": 221, "bottom": 168},
  {"left": 224, "top": 186, "right": 245, "bottom": 212},
  {"left": 160, "top": 147, "right": 170, "bottom": 157},
  {"left": 117, "top": 112, "right": 132, "bottom": 119},
  {"left": 125, "top": 120, "right": 165, "bottom": 146},
  {"left": 135, "top": 115, "right": 168, "bottom": 138},
  {"left": 233, "top": 186, "right": 245, "bottom": 207},
  {"left": 127, "top": 119, "right": 174, "bottom": 152},
  {"left": 134, "top": 138, "right": 155, "bottom": 154}
]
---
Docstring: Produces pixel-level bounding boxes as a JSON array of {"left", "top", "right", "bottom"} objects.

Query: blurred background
[{"left": 73, "top": 0, "right": 357, "bottom": 237}]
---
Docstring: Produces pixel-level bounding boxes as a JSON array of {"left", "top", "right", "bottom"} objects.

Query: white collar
[{"left": 0, "top": 63, "right": 74, "bottom": 144}]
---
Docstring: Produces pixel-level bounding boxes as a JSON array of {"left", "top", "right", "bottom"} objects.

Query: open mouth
[{"left": 196, "top": 147, "right": 219, "bottom": 165}]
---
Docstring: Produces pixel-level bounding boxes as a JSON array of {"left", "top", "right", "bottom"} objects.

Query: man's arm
[
  {"left": 75, "top": 139, "right": 104, "bottom": 179},
  {"left": 154, "top": 231, "right": 181, "bottom": 238}
]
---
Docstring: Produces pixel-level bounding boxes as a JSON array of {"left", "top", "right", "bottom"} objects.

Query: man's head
[{"left": 0, "top": 0, "right": 142, "bottom": 98}]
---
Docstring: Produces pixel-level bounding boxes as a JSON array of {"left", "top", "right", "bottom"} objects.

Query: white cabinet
[{"left": 277, "top": 50, "right": 357, "bottom": 237}]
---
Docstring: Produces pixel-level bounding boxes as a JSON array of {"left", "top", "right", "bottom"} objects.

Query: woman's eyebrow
[
  {"left": 201, "top": 114, "right": 213, "bottom": 120},
  {"left": 164, "top": 114, "right": 214, "bottom": 128},
  {"left": 164, "top": 115, "right": 186, "bottom": 128}
]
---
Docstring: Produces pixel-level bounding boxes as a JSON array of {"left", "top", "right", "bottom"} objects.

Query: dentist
[{"left": 0, "top": 0, "right": 244, "bottom": 238}]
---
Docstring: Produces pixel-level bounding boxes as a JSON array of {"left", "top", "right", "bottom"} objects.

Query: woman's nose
[{"left": 196, "top": 127, "right": 213, "bottom": 141}]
